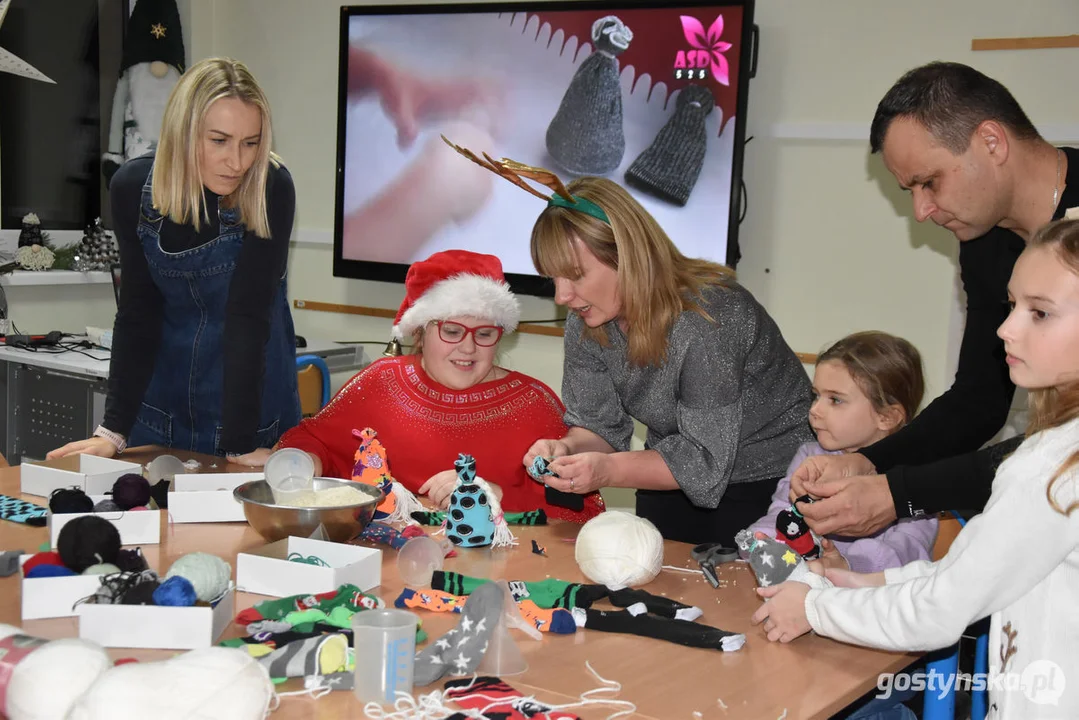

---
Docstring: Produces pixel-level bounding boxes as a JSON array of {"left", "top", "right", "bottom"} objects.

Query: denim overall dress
[{"left": 126, "top": 167, "right": 301, "bottom": 455}]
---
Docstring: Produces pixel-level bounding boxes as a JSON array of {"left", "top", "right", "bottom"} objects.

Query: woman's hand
[
  {"left": 227, "top": 448, "right": 273, "bottom": 467},
  {"left": 46, "top": 437, "right": 117, "bottom": 460},
  {"left": 523, "top": 438, "right": 571, "bottom": 469},
  {"left": 806, "top": 538, "right": 850, "bottom": 576},
  {"left": 418, "top": 469, "right": 460, "bottom": 509},
  {"left": 751, "top": 582, "right": 812, "bottom": 643},
  {"left": 546, "top": 452, "right": 613, "bottom": 494}
]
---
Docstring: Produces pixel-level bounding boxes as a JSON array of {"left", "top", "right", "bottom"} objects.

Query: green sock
[
  {"left": 503, "top": 510, "right": 548, "bottom": 526},
  {"left": 235, "top": 584, "right": 383, "bottom": 625},
  {"left": 411, "top": 511, "right": 446, "bottom": 525},
  {"left": 431, "top": 571, "right": 585, "bottom": 610}
]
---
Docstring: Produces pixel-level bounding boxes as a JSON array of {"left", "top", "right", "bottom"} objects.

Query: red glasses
[{"left": 435, "top": 321, "right": 503, "bottom": 347}]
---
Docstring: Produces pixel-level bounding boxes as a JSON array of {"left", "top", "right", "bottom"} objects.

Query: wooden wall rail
[
  {"left": 293, "top": 299, "right": 818, "bottom": 362},
  {"left": 972, "top": 34, "right": 1079, "bottom": 51}
]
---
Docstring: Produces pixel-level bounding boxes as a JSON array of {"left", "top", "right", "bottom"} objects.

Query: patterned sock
[
  {"left": 411, "top": 511, "right": 446, "bottom": 526},
  {"left": 257, "top": 634, "right": 350, "bottom": 678},
  {"left": 503, "top": 510, "right": 548, "bottom": 526},
  {"left": 413, "top": 581, "right": 503, "bottom": 686},
  {"left": 735, "top": 529, "right": 809, "bottom": 588},
  {"left": 572, "top": 608, "right": 745, "bottom": 652},
  {"left": 444, "top": 676, "right": 582, "bottom": 719},
  {"left": 359, "top": 521, "right": 408, "bottom": 549},
  {"left": 235, "top": 584, "right": 383, "bottom": 624},
  {"left": 0, "top": 494, "right": 47, "bottom": 526},
  {"left": 432, "top": 571, "right": 599, "bottom": 610},
  {"left": 395, "top": 587, "right": 468, "bottom": 614},
  {"left": 517, "top": 600, "right": 576, "bottom": 634},
  {"left": 606, "top": 588, "right": 703, "bottom": 621}
]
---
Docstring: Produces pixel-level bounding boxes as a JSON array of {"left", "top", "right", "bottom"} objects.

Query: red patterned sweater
[{"left": 277, "top": 356, "right": 603, "bottom": 522}]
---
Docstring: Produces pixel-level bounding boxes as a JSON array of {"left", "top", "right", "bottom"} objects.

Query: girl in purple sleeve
[{"left": 748, "top": 332, "right": 939, "bottom": 575}]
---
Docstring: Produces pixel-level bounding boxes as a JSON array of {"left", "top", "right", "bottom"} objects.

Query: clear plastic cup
[
  {"left": 396, "top": 536, "right": 444, "bottom": 587},
  {"left": 352, "top": 609, "right": 418, "bottom": 704},
  {"left": 263, "top": 448, "right": 314, "bottom": 505}
]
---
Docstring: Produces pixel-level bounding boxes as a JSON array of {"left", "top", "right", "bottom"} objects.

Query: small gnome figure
[
  {"left": 545, "top": 15, "right": 633, "bottom": 176},
  {"left": 775, "top": 495, "right": 821, "bottom": 560},
  {"left": 625, "top": 84, "right": 716, "bottom": 206},
  {"left": 350, "top": 427, "right": 421, "bottom": 524},
  {"left": 102, "top": 0, "right": 186, "bottom": 187},
  {"left": 444, "top": 453, "right": 515, "bottom": 548},
  {"left": 14, "top": 213, "right": 54, "bottom": 271}
]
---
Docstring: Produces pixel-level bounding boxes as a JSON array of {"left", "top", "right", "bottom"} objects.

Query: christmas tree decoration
[
  {"left": 73, "top": 218, "right": 121, "bottom": 272},
  {"left": 102, "top": 0, "right": 186, "bottom": 186},
  {"left": 544, "top": 15, "right": 633, "bottom": 176}
]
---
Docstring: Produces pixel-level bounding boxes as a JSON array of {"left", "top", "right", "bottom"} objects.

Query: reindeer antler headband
[{"left": 440, "top": 135, "right": 610, "bottom": 225}]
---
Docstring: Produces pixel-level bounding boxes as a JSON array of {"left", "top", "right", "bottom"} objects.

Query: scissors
[{"left": 691, "top": 543, "right": 739, "bottom": 588}]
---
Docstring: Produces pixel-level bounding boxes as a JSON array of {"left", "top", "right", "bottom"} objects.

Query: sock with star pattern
[
  {"left": 413, "top": 581, "right": 503, "bottom": 686},
  {"left": 735, "top": 529, "right": 811, "bottom": 588}
]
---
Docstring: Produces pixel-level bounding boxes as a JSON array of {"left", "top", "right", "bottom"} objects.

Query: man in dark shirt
[{"left": 791, "top": 62, "right": 1079, "bottom": 536}]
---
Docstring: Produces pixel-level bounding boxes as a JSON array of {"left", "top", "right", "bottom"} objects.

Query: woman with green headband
[{"left": 524, "top": 177, "right": 813, "bottom": 545}]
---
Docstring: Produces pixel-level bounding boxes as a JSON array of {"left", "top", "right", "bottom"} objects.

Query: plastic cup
[
  {"left": 147, "top": 454, "right": 186, "bottom": 485},
  {"left": 263, "top": 448, "right": 314, "bottom": 505},
  {"left": 396, "top": 536, "right": 444, "bottom": 587},
  {"left": 352, "top": 609, "right": 418, "bottom": 705}
]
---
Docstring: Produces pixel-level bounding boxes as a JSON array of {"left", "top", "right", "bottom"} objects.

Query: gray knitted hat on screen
[
  {"left": 545, "top": 16, "right": 633, "bottom": 176},
  {"left": 625, "top": 84, "right": 715, "bottom": 206}
]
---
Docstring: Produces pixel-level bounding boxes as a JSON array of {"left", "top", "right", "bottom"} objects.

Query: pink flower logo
[{"left": 680, "top": 14, "right": 733, "bottom": 86}]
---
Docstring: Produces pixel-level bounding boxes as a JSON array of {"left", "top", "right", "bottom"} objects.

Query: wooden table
[{"left": 0, "top": 451, "right": 919, "bottom": 719}]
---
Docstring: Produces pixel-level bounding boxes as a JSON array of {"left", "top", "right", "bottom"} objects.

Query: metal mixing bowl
[{"left": 233, "top": 478, "right": 382, "bottom": 543}]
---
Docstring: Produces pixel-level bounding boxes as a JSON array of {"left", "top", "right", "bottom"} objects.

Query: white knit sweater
[{"left": 805, "top": 416, "right": 1079, "bottom": 719}]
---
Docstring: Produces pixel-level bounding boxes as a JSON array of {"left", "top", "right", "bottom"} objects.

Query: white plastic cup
[
  {"left": 396, "top": 536, "right": 444, "bottom": 587},
  {"left": 352, "top": 609, "right": 418, "bottom": 704},
  {"left": 263, "top": 448, "right": 314, "bottom": 505}
]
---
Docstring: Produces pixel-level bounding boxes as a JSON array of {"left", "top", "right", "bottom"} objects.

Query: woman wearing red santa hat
[{"left": 270, "top": 249, "right": 604, "bottom": 522}]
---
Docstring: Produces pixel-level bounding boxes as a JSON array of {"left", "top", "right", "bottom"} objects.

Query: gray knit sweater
[{"left": 562, "top": 281, "right": 813, "bottom": 508}]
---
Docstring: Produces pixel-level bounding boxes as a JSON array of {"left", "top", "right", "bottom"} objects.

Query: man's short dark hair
[{"left": 869, "top": 61, "right": 1041, "bottom": 155}]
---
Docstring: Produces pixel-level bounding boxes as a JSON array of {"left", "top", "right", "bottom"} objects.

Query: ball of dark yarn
[
  {"left": 57, "top": 515, "right": 121, "bottom": 572},
  {"left": 119, "top": 577, "right": 161, "bottom": 605},
  {"left": 112, "top": 473, "right": 151, "bottom": 510},
  {"left": 93, "top": 499, "right": 122, "bottom": 512},
  {"left": 115, "top": 547, "right": 149, "bottom": 573},
  {"left": 49, "top": 487, "right": 94, "bottom": 514}
]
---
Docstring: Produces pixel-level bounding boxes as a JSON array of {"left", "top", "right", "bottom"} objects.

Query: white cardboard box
[
  {"left": 236, "top": 536, "right": 381, "bottom": 598},
  {"left": 20, "top": 455, "right": 144, "bottom": 498},
  {"left": 76, "top": 587, "right": 235, "bottom": 649},
  {"left": 48, "top": 495, "right": 162, "bottom": 548},
  {"left": 19, "top": 555, "right": 102, "bottom": 620},
  {"left": 167, "top": 473, "right": 262, "bottom": 523}
]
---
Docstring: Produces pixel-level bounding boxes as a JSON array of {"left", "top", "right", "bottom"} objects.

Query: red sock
[{"left": 444, "top": 676, "right": 580, "bottom": 719}]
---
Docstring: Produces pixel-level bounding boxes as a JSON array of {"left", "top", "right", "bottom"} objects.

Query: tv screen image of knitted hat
[{"left": 335, "top": 3, "right": 754, "bottom": 285}]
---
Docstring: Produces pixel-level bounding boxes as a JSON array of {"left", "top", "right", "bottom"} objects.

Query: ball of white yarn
[
  {"left": 574, "top": 511, "right": 664, "bottom": 590},
  {"left": 0, "top": 624, "right": 111, "bottom": 720},
  {"left": 166, "top": 552, "right": 232, "bottom": 602},
  {"left": 66, "top": 646, "right": 273, "bottom": 720}
]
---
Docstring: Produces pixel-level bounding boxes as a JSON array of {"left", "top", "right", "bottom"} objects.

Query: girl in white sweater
[{"left": 751, "top": 218, "right": 1079, "bottom": 719}]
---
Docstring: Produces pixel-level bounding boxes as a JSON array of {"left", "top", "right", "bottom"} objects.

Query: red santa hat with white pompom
[{"left": 392, "top": 250, "right": 520, "bottom": 341}]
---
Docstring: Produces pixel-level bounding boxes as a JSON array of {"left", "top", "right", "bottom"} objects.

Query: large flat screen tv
[{"left": 333, "top": 0, "right": 756, "bottom": 296}]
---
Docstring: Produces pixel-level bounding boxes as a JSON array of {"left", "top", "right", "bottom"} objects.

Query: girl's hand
[
  {"left": 546, "top": 453, "right": 612, "bottom": 494},
  {"left": 807, "top": 538, "right": 850, "bottom": 576},
  {"left": 523, "top": 438, "right": 571, "bottom": 469},
  {"left": 418, "top": 469, "right": 460, "bottom": 509},
  {"left": 751, "top": 582, "right": 812, "bottom": 643},
  {"left": 47, "top": 437, "right": 117, "bottom": 460},
  {"left": 824, "top": 567, "right": 886, "bottom": 588}
]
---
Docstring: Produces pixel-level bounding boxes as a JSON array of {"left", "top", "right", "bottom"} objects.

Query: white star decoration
[
  {"left": 435, "top": 638, "right": 450, "bottom": 650},
  {"left": 460, "top": 616, "right": 474, "bottom": 633},
  {"left": 454, "top": 654, "right": 471, "bottom": 672},
  {"left": 760, "top": 553, "right": 774, "bottom": 567},
  {"left": 0, "top": 0, "right": 55, "bottom": 83},
  {"left": 429, "top": 654, "right": 443, "bottom": 664},
  {"left": 456, "top": 634, "right": 470, "bottom": 648},
  {"left": 475, "top": 617, "right": 487, "bottom": 633}
]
